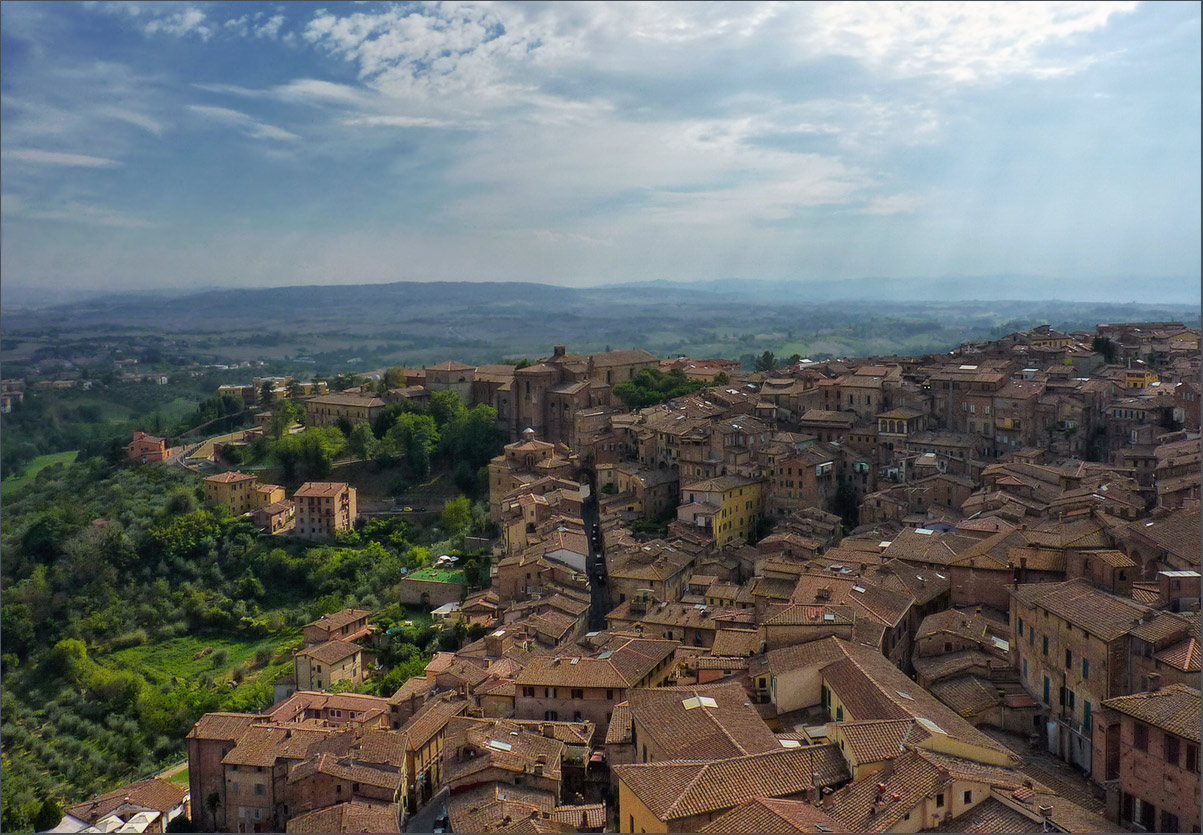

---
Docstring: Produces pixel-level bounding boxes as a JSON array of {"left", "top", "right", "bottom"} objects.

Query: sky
[{"left": 1, "top": 1, "right": 1199, "bottom": 299}]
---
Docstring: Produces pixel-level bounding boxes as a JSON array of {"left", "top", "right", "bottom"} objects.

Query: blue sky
[{"left": 1, "top": 1, "right": 1199, "bottom": 298}]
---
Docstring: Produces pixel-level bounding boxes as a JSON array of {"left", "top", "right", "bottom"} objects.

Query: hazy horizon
[{"left": 2, "top": 1, "right": 1200, "bottom": 296}]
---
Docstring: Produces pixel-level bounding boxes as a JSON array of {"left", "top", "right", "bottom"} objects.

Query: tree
[
  {"left": 429, "top": 390, "right": 466, "bottom": 429},
  {"left": 260, "top": 381, "right": 276, "bottom": 406},
  {"left": 1091, "top": 336, "right": 1118, "bottom": 364},
  {"left": 441, "top": 496, "right": 472, "bottom": 535},
  {"left": 712, "top": 371, "right": 729, "bottom": 386},
  {"left": 388, "top": 413, "right": 439, "bottom": 479},
  {"left": 33, "top": 798, "right": 62, "bottom": 832},
  {"left": 754, "top": 351, "right": 777, "bottom": 372},
  {"left": 347, "top": 424, "right": 377, "bottom": 461},
  {"left": 47, "top": 639, "right": 90, "bottom": 684},
  {"left": 383, "top": 367, "right": 408, "bottom": 389},
  {"left": 785, "top": 353, "right": 802, "bottom": 366},
  {"left": 270, "top": 400, "right": 300, "bottom": 439}
]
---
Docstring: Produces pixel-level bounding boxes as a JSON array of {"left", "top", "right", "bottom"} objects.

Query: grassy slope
[{"left": 1, "top": 450, "right": 79, "bottom": 500}]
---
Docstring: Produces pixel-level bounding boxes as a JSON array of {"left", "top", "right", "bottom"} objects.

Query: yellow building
[
  {"left": 202, "top": 471, "right": 258, "bottom": 514},
  {"left": 677, "top": 475, "right": 764, "bottom": 547},
  {"left": 1124, "top": 368, "right": 1160, "bottom": 389},
  {"left": 251, "top": 482, "right": 285, "bottom": 510}
]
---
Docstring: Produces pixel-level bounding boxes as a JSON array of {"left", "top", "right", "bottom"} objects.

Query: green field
[
  {"left": 408, "top": 567, "right": 466, "bottom": 584},
  {"left": 165, "top": 767, "right": 189, "bottom": 789},
  {"left": 1, "top": 450, "right": 79, "bottom": 499},
  {"left": 104, "top": 629, "right": 302, "bottom": 688}
]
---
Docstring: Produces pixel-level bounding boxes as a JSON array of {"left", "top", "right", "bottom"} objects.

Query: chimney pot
[{"left": 1148, "top": 673, "right": 1161, "bottom": 692}]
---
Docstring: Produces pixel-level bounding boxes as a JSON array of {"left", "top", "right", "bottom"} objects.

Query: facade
[
  {"left": 303, "top": 393, "right": 386, "bottom": 429},
  {"left": 128, "top": 431, "right": 172, "bottom": 464},
  {"left": 293, "top": 482, "right": 357, "bottom": 540},
  {"left": 294, "top": 640, "right": 363, "bottom": 691},
  {"left": 204, "top": 471, "right": 258, "bottom": 515},
  {"left": 676, "top": 475, "right": 764, "bottom": 547},
  {"left": 1009, "top": 579, "right": 1155, "bottom": 774},
  {"left": 1096, "top": 684, "right": 1201, "bottom": 833}
]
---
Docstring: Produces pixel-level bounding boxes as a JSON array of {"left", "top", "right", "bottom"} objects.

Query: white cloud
[
  {"left": 1, "top": 149, "right": 121, "bottom": 167},
  {"left": 343, "top": 114, "right": 457, "bottom": 129},
  {"left": 2, "top": 196, "right": 155, "bottom": 228},
  {"left": 96, "top": 106, "right": 165, "bottom": 135},
  {"left": 187, "top": 105, "right": 300, "bottom": 141},
  {"left": 802, "top": 1, "right": 1140, "bottom": 83},
  {"left": 142, "top": 5, "right": 213, "bottom": 41}
]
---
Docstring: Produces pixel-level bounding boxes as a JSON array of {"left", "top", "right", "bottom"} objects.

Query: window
[
  {"left": 1029, "top": 629, "right": 1034, "bottom": 647},
  {"left": 1043, "top": 636, "right": 1049, "bottom": 656},
  {"left": 1018, "top": 617, "right": 1024, "bottom": 636},
  {"left": 1162, "top": 812, "right": 1180, "bottom": 833},
  {"left": 1084, "top": 701, "right": 1092, "bottom": 731},
  {"left": 1134, "top": 722, "right": 1149, "bottom": 752},
  {"left": 1082, "top": 658, "right": 1089, "bottom": 680},
  {"left": 522, "top": 687, "right": 535, "bottom": 698},
  {"left": 963, "top": 790, "right": 972, "bottom": 804},
  {"left": 1043, "top": 676, "right": 1051, "bottom": 705},
  {"left": 1065, "top": 649, "right": 1072, "bottom": 668},
  {"left": 1022, "top": 658, "right": 1028, "bottom": 680},
  {"left": 571, "top": 689, "right": 584, "bottom": 700},
  {"left": 1186, "top": 743, "right": 1199, "bottom": 773},
  {"left": 607, "top": 689, "right": 614, "bottom": 700},
  {"left": 1165, "top": 734, "right": 1181, "bottom": 766},
  {"left": 254, "top": 784, "right": 265, "bottom": 796},
  {"left": 936, "top": 793, "right": 945, "bottom": 808},
  {"left": 544, "top": 710, "right": 558, "bottom": 721}
]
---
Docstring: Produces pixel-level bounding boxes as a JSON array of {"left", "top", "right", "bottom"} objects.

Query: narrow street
[{"left": 579, "top": 470, "right": 608, "bottom": 632}]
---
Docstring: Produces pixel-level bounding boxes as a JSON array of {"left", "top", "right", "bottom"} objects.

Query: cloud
[
  {"left": 802, "top": 1, "right": 1140, "bottom": 83},
  {"left": 342, "top": 114, "right": 457, "bottom": 129},
  {"left": 187, "top": 105, "right": 300, "bottom": 141},
  {"left": 96, "top": 106, "right": 165, "bottom": 135},
  {"left": 1, "top": 149, "right": 121, "bottom": 167},
  {"left": 2, "top": 196, "right": 155, "bottom": 228},
  {"left": 141, "top": 5, "right": 213, "bottom": 41}
]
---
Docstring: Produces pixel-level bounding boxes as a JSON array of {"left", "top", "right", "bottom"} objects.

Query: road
[
  {"left": 580, "top": 470, "right": 609, "bottom": 632},
  {"left": 405, "top": 786, "right": 448, "bottom": 833}
]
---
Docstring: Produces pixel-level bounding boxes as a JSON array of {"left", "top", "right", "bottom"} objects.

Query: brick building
[{"left": 293, "top": 482, "right": 357, "bottom": 540}]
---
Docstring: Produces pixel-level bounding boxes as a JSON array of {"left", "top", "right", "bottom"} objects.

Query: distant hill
[{"left": 597, "top": 275, "right": 1201, "bottom": 305}]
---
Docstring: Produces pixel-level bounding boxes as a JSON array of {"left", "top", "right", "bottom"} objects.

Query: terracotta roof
[
  {"left": 1010, "top": 579, "right": 1152, "bottom": 642},
  {"left": 447, "top": 783, "right": 558, "bottom": 833},
  {"left": 297, "top": 639, "right": 362, "bottom": 664},
  {"left": 223, "top": 725, "right": 332, "bottom": 767},
  {"left": 1132, "top": 506, "right": 1201, "bottom": 563},
  {"left": 545, "top": 804, "right": 606, "bottom": 830},
  {"left": 628, "top": 680, "right": 782, "bottom": 761},
  {"left": 1102, "top": 684, "right": 1201, "bottom": 742},
  {"left": 309, "top": 608, "right": 371, "bottom": 632},
  {"left": 823, "top": 750, "right": 947, "bottom": 832},
  {"left": 427, "top": 360, "right": 475, "bottom": 371},
  {"left": 836, "top": 719, "right": 931, "bottom": 765},
  {"left": 66, "top": 779, "right": 186, "bottom": 825},
  {"left": 204, "top": 470, "right": 256, "bottom": 483},
  {"left": 444, "top": 718, "right": 565, "bottom": 785},
  {"left": 912, "top": 650, "right": 999, "bottom": 684},
  {"left": 285, "top": 801, "right": 400, "bottom": 833},
  {"left": 615, "top": 745, "right": 848, "bottom": 822},
  {"left": 387, "top": 676, "right": 431, "bottom": 705},
  {"left": 699, "top": 797, "right": 843, "bottom": 833},
  {"left": 682, "top": 474, "right": 761, "bottom": 493},
  {"left": 710, "top": 628, "right": 764, "bottom": 658},
  {"left": 930, "top": 796, "right": 1043, "bottom": 833},
  {"left": 915, "top": 609, "right": 994, "bottom": 644},
  {"left": 929, "top": 675, "right": 1001, "bottom": 717},
  {"left": 399, "top": 696, "right": 468, "bottom": 749},
  {"left": 515, "top": 637, "right": 677, "bottom": 689},
  {"left": 187, "top": 712, "right": 257, "bottom": 741},
  {"left": 287, "top": 752, "right": 404, "bottom": 791},
  {"left": 604, "top": 702, "right": 632, "bottom": 745},
  {"left": 820, "top": 642, "right": 1015, "bottom": 760},
  {"left": 306, "top": 393, "right": 386, "bottom": 407},
  {"left": 294, "top": 481, "right": 352, "bottom": 498}
]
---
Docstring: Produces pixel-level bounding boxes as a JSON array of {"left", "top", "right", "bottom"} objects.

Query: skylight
[
  {"left": 779, "top": 739, "right": 802, "bottom": 748},
  {"left": 916, "top": 717, "right": 946, "bottom": 735},
  {"left": 915, "top": 528, "right": 934, "bottom": 535},
  {"left": 488, "top": 740, "right": 513, "bottom": 751},
  {"left": 852, "top": 586, "right": 866, "bottom": 593},
  {"left": 896, "top": 690, "right": 914, "bottom": 700}
]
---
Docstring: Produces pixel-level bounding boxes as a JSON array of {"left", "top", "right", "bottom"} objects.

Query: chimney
[
  {"left": 821, "top": 787, "right": 835, "bottom": 810},
  {"left": 880, "top": 756, "right": 895, "bottom": 777},
  {"left": 1039, "top": 805, "right": 1053, "bottom": 818},
  {"left": 553, "top": 345, "right": 566, "bottom": 359},
  {"left": 1148, "top": 673, "right": 1161, "bottom": 692}
]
